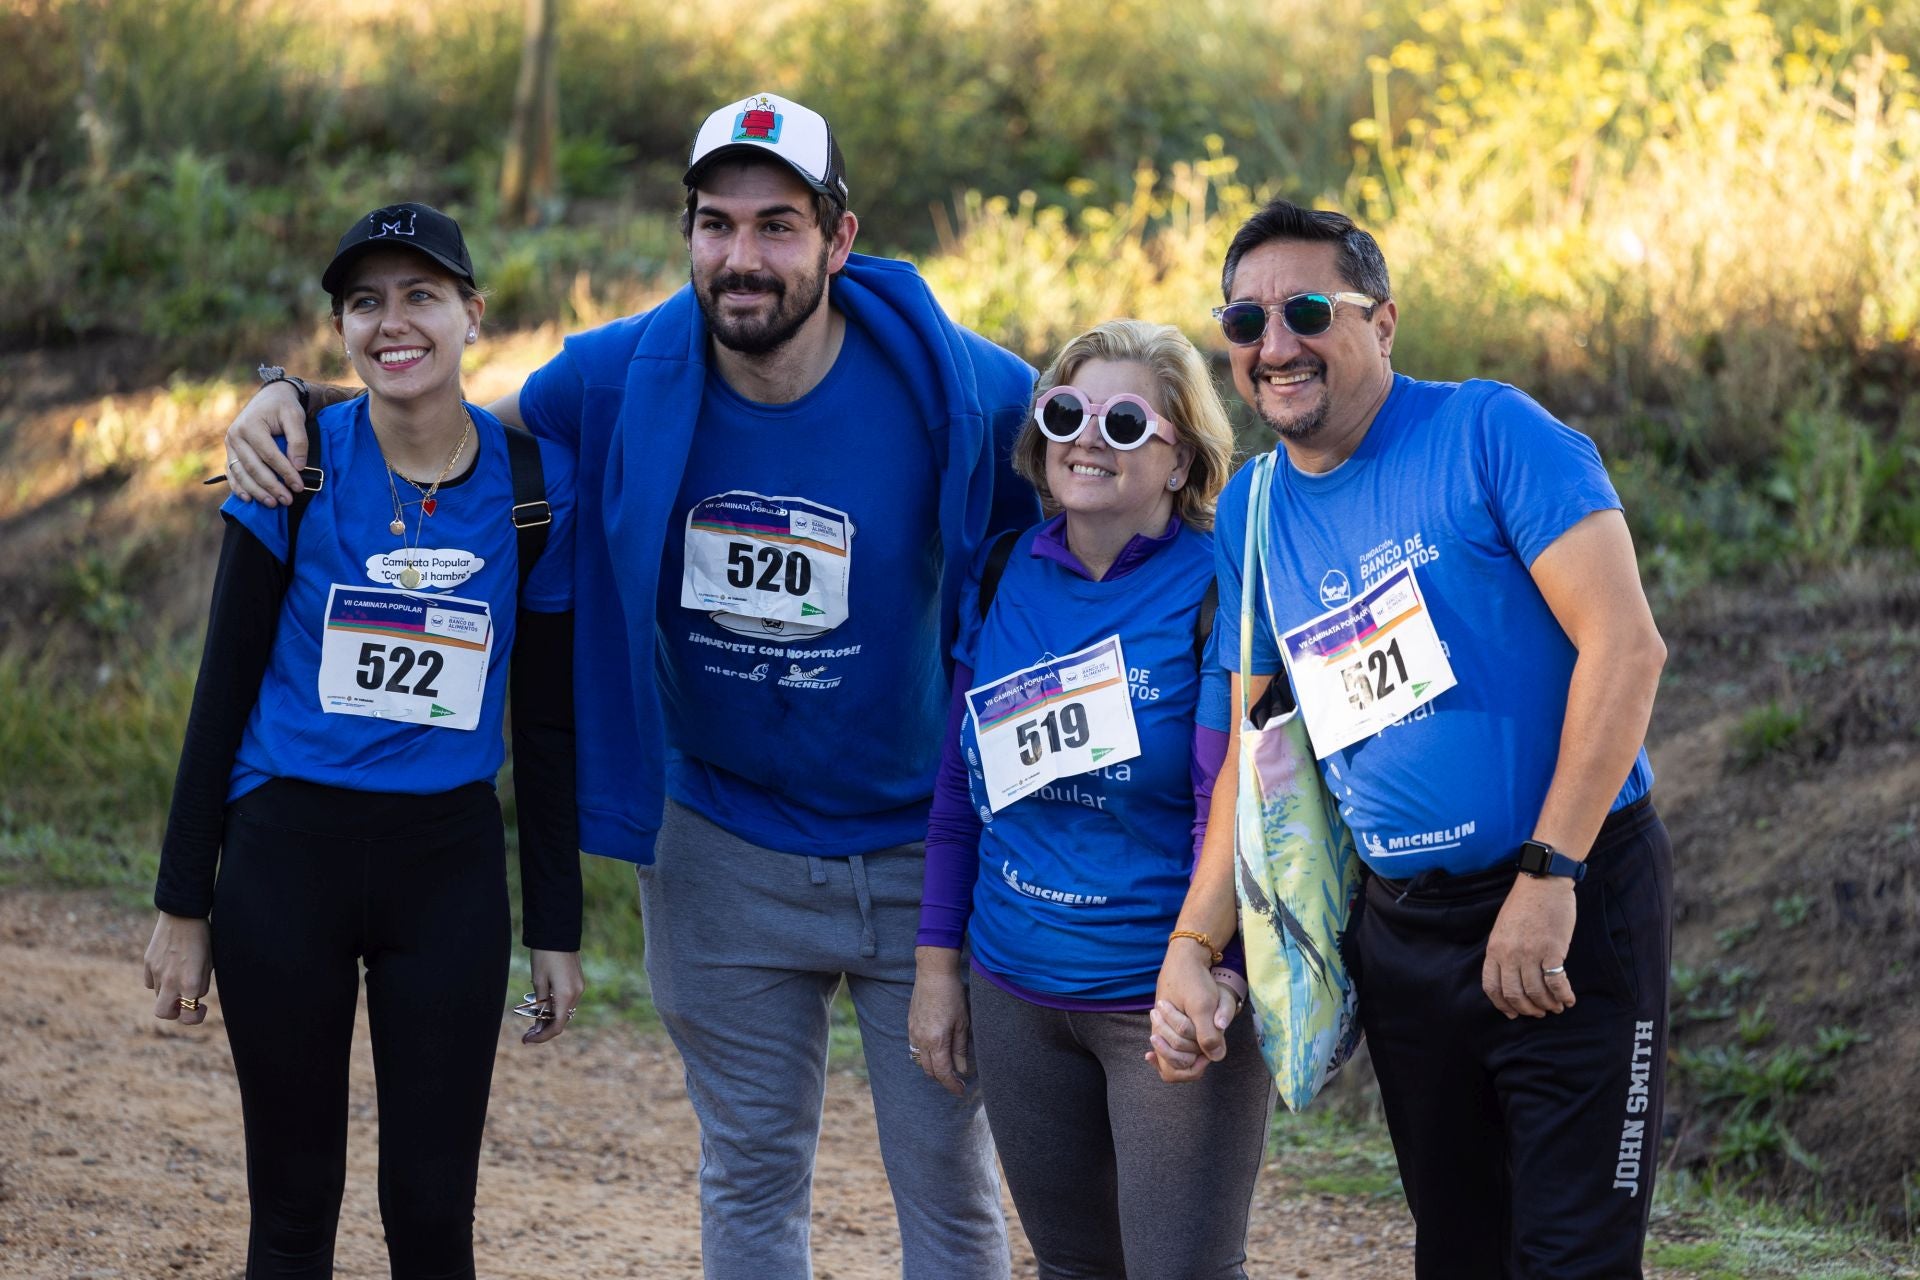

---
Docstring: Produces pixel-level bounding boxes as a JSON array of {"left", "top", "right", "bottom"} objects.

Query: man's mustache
[
  {"left": 1252, "top": 357, "right": 1325, "bottom": 381},
  {"left": 709, "top": 272, "right": 785, "bottom": 298}
]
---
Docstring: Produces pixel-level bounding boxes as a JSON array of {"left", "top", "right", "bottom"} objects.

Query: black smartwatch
[
  {"left": 1517, "top": 839, "right": 1587, "bottom": 882},
  {"left": 256, "top": 363, "right": 310, "bottom": 414}
]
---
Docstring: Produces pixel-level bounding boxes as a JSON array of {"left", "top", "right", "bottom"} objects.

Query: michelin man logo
[
  {"left": 1363, "top": 830, "right": 1387, "bottom": 858},
  {"left": 370, "top": 209, "right": 418, "bottom": 239}
]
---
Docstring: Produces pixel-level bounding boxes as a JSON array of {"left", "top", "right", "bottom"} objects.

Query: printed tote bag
[{"left": 1234, "top": 451, "right": 1364, "bottom": 1111}]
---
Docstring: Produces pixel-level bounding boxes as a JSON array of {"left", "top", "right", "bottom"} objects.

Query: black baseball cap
[{"left": 321, "top": 202, "right": 476, "bottom": 297}]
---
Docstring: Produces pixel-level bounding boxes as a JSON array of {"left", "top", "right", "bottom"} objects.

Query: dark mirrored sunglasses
[{"left": 1212, "top": 291, "right": 1378, "bottom": 346}]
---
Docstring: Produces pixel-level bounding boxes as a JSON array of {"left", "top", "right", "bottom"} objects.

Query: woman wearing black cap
[{"left": 142, "top": 202, "right": 584, "bottom": 1279}]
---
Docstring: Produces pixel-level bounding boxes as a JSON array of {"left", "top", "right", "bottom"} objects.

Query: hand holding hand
[
  {"left": 521, "top": 949, "right": 585, "bottom": 1044},
  {"left": 143, "top": 912, "right": 212, "bottom": 1025},
  {"left": 1146, "top": 939, "right": 1229, "bottom": 1082},
  {"left": 1482, "top": 875, "right": 1578, "bottom": 1018},
  {"left": 908, "top": 947, "right": 972, "bottom": 1097},
  {"left": 225, "top": 381, "right": 310, "bottom": 507}
]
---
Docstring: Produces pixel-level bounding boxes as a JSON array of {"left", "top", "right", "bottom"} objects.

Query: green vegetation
[
  {"left": 1674, "top": 1024, "right": 1866, "bottom": 1176},
  {"left": 5, "top": 0, "right": 1920, "bottom": 1257},
  {"left": 1672, "top": 963, "right": 1752, "bottom": 1027},
  {"left": 1268, "top": 1104, "right": 1405, "bottom": 1201},
  {"left": 1733, "top": 702, "right": 1809, "bottom": 768},
  {"left": 8, "top": 0, "right": 1920, "bottom": 578},
  {"left": 1265, "top": 1102, "right": 1920, "bottom": 1274},
  {"left": 1651, "top": 1171, "right": 1920, "bottom": 1278},
  {"left": 0, "top": 644, "right": 195, "bottom": 899},
  {"left": 1773, "top": 893, "right": 1815, "bottom": 929}
]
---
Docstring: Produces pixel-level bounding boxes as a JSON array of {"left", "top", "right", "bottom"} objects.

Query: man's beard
[
  {"left": 696, "top": 242, "right": 831, "bottom": 356},
  {"left": 1252, "top": 357, "right": 1328, "bottom": 442}
]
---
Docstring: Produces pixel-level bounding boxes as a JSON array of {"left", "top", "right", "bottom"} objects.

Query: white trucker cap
[{"left": 684, "top": 92, "right": 849, "bottom": 205}]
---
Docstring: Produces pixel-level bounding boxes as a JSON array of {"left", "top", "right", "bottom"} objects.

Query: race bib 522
[{"left": 315, "top": 585, "right": 492, "bottom": 731}]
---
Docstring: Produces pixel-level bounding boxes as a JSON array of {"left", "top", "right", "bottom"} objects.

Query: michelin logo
[
  {"left": 778, "top": 662, "right": 842, "bottom": 690},
  {"left": 1001, "top": 862, "right": 1108, "bottom": 906}
]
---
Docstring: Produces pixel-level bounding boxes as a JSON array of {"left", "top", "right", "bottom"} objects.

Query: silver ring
[
  {"left": 1542, "top": 965, "right": 1566, "bottom": 976},
  {"left": 226, "top": 457, "right": 243, "bottom": 471},
  {"left": 907, "top": 1045, "right": 923, "bottom": 1060}
]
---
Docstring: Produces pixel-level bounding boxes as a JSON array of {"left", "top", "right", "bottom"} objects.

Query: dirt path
[{"left": 0, "top": 890, "right": 1415, "bottom": 1279}]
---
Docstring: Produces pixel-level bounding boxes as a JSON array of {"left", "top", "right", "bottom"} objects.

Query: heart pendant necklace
[
  {"left": 375, "top": 408, "right": 472, "bottom": 592},
  {"left": 394, "top": 412, "right": 472, "bottom": 524}
]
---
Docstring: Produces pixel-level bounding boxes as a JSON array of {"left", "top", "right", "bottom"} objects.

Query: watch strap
[
  {"left": 1517, "top": 839, "right": 1588, "bottom": 882},
  {"left": 255, "top": 363, "right": 311, "bottom": 414}
]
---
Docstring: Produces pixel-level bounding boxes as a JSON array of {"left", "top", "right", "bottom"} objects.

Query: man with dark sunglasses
[
  {"left": 216, "top": 93, "right": 1032, "bottom": 1280},
  {"left": 1153, "top": 197, "right": 1673, "bottom": 1279}
]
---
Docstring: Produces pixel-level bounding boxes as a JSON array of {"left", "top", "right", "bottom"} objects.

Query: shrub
[{"left": 1732, "top": 701, "right": 1808, "bottom": 769}]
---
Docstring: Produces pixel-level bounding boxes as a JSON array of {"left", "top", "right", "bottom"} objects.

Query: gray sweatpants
[
  {"left": 639, "top": 799, "right": 1009, "bottom": 1280},
  {"left": 970, "top": 978, "right": 1274, "bottom": 1280}
]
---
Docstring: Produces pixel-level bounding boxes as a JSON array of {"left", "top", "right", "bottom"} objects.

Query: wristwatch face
[{"left": 1517, "top": 841, "right": 1554, "bottom": 876}]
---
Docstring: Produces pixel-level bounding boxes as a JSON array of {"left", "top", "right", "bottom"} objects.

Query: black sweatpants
[
  {"left": 211, "top": 778, "right": 511, "bottom": 1280},
  {"left": 1356, "top": 797, "right": 1672, "bottom": 1280}
]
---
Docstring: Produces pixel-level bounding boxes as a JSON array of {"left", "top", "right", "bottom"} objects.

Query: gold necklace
[
  {"left": 393, "top": 409, "right": 473, "bottom": 518},
  {"left": 374, "top": 409, "right": 473, "bottom": 590}
]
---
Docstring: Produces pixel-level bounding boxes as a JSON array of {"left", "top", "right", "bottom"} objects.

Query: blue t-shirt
[
  {"left": 650, "top": 321, "right": 948, "bottom": 853},
  {"left": 1216, "top": 374, "right": 1652, "bottom": 877},
  {"left": 224, "top": 398, "right": 575, "bottom": 799},
  {"left": 958, "top": 522, "right": 1229, "bottom": 1002}
]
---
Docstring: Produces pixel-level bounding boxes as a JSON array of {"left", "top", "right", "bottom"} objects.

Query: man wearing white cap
[{"left": 220, "top": 92, "right": 1032, "bottom": 1278}]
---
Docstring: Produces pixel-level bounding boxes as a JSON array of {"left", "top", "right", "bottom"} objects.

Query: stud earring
[
  {"left": 466, "top": 329, "right": 477, "bottom": 343},
  {"left": 1168, "top": 476, "right": 1182, "bottom": 490}
]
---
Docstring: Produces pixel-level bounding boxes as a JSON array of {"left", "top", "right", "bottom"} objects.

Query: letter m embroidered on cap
[{"left": 370, "top": 209, "right": 418, "bottom": 238}]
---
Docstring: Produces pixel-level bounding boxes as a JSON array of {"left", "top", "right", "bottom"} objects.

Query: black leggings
[{"left": 211, "top": 778, "right": 511, "bottom": 1280}]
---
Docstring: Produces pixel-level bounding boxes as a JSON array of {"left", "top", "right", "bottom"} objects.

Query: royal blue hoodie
[{"left": 517, "top": 253, "right": 1039, "bottom": 863}]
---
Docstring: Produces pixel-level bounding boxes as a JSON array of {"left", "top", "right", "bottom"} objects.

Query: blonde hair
[{"left": 1013, "top": 319, "right": 1236, "bottom": 530}]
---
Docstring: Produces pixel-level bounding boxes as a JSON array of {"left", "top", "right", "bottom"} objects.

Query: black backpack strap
[
  {"left": 284, "top": 424, "right": 326, "bottom": 566},
  {"left": 976, "top": 528, "right": 1021, "bottom": 620},
  {"left": 504, "top": 423, "right": 552, "bottom": 593},
  {"left": 1193, "top": 578, "right": 1218, "bottom": 664}
]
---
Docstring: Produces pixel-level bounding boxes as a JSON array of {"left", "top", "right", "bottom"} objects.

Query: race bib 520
[{"left": 682, "top": 491, "right": 852, "bottom": 642}]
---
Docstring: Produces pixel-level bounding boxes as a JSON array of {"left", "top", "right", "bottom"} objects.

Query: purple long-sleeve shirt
[{"left": 919, "top": 514, "right": 1237, "bottom": 1011}]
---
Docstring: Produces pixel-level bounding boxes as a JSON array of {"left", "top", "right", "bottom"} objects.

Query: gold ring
[{"left": 177, "top": 996, "right": 200, "bottom": 1011}]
